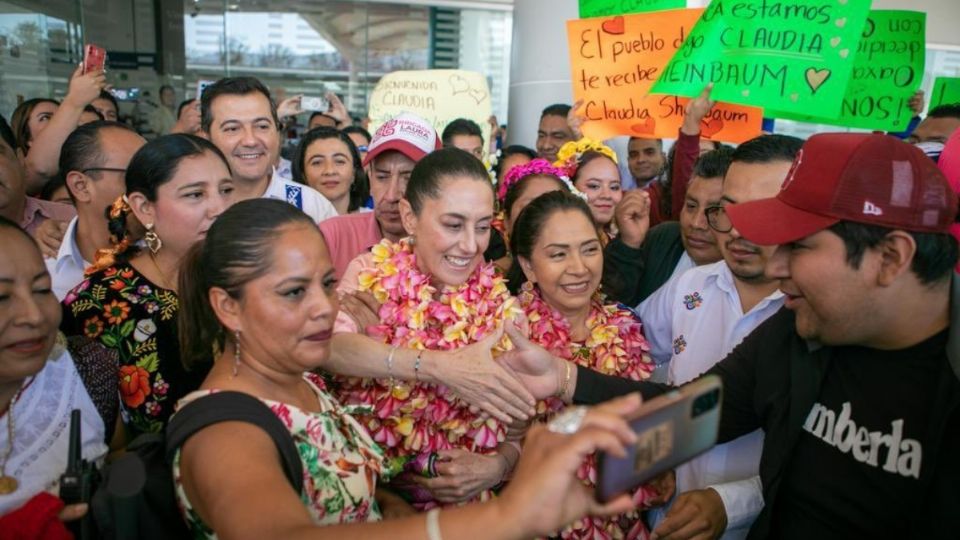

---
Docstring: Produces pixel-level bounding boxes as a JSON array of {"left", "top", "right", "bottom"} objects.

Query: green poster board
[
  {"left": 930, "top": 77, "right": 960, "bottom": 111},
  {"left": 651, "top": 0, "right": 872, "bottom": 117},
  {"left": 772, "top": 10, "right": 926, "bottom": 131},
  {"left": 579, "top": 0, "right": 686, "bottom": 18}
]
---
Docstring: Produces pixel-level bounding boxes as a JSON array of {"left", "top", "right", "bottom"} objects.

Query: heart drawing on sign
[
  {"left": 449, "top": 74, "right": 470, "bottom": 96},
  {"left": 835, "top": 17, "right": 847, "bottom": 28},
  {"left": 630, "top": 117, "right": 656, "bottom": 135},
  {"left": 700, "top": 118, "right": 724, "bottom": 138},
  {"left": 805, "top": 68, "right": 831, "bottom": 94},
  {"left": 601, "top": 16, "right": 625, "bottom": 35},
  {"left": 467, "top": 88, "right": 487, "bottom": 104},
  {"left": 830, "top": 37, "right": 841, "bottom": 47}
]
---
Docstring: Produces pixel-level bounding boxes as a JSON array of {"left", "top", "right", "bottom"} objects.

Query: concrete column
[{"left": 506, "top": 0, "right": 578, "bottom": 148}]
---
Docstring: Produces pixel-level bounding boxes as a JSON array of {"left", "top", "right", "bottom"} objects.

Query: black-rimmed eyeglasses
[{"left": 705, "top": 205, "right": 733, "bottom": 233}]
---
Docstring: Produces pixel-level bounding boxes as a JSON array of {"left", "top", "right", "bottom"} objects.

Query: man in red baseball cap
[
  {"left": 503, "top": 132, "right": 960, "bottom": 538},
  {"left": 319, "top": 112, "right": 441, "bottom": 279}
]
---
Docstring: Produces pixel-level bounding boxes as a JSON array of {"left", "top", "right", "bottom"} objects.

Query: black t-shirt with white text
[{"left": 772, "top": 329, "right": 947, "bottom": 538}]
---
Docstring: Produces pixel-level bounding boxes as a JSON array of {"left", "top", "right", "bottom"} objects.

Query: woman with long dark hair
[{"left": 59, "top": 134, "right": 236, "bottom": 437}]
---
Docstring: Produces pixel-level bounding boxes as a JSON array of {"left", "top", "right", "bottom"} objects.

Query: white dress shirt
[
  {"left": 45, "top": 217, "right": 90, "bottom": 301},
  {"left": 263, "top": 168, "right": 337, "bottom": 223},
  {"left": 638, "top": 261, "right": 784, "bottom": 538}
]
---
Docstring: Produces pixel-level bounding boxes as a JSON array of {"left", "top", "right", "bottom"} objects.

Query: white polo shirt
[
  {"left": 638, "top": 261, "right": 784, "bottom": 539},
  {"left": 45, "top": 217, "right": 90, "bottom": 301},
  {"left": 262, "top": 169, "right": 337, "bottom": 223}
]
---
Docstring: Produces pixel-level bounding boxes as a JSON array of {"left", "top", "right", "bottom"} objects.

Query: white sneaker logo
[{"left": 863, "top": 201, "right": 884, "bottom": 216}]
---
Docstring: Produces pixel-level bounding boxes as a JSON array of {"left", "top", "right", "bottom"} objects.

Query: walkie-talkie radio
[{"left": 59, "top": 409, "right": 99, "bottom": 539}]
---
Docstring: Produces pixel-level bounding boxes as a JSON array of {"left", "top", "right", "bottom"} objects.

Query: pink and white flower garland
[
  {"left": 336, "top": 239, "right": 521, "bottom": 505},
  {"left": 519, "top": 282, "right": 656, "bottom": 540}
]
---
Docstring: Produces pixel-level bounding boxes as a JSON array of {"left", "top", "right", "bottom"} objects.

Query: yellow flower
[
  {"left": 370, "top": 241, "right": 393, "bottom": 263},
  {"left": 395, "top": 417, "right": 414, "bottom": 436},
  {"left": 444, "top": 320, "right": 468, "bottom": 343},
  {"left": 450, "top": 295, "right": 469, "bottom": 318},
  {"left": 554, "top": 137, "right": 618, "bottom": 169},
  {"left": 357, "top": 270, "right": 378, "bottom": 292},
  {"left": 390, "top": 384, "right": 411, "bottom": 400}
]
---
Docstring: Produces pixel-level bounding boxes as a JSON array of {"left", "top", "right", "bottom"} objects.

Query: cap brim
[
  {"left": 361, "top": 140, "right": 428, "bottom": 167},
  {"left": 726, "top": 197, "right": 840, "bottom": 246}
]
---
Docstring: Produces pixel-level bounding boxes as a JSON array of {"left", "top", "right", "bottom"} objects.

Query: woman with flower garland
[
  {"left": 554, "top": 138, "right": 624, "bottom": 242},
  {"left": 172, "top": 197, "right": 645, "bottom": 539},
  {"left": 333, "top": 147, "right": 526, "bottom": 509},
  {"left": 509, "top": 190, "right": 664, "bottom": 539},
  {"left": 59, "top": 134, "right": 236, "bottom": 437}
]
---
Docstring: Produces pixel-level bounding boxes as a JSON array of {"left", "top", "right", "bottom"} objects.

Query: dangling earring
[
  {"left": 408, "top": 235, "right": 416, "bottom": 247},
  {"left": 233, "top": 329, "right": 241, "bottom": 377},
  {"left": 144, "top": 223, "right": 162, "bottom": 254}
]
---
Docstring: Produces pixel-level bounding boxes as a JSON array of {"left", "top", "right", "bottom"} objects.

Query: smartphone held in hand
[
  {"left": 301, "top": 95, "right": 329, "bottom": 112},
  {"left": 82, "top": 44, "right": 106, "bottom": 74},
  {"left": 595, "top": 376, "right": 722, "bottom": 503}
]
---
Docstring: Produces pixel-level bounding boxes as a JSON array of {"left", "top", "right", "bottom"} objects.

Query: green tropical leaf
[
  {"left": 120, "top": 319, "right": 135, "bottom": 337},
  {"left": 136, "top": 352, "right": 159, "bottom": 372},
  {"left": 101, "top": 333, "right": 118, "bottom": 348}
]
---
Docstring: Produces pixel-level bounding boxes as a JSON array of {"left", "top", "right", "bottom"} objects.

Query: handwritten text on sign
[
  {"left": 367, "top": 70, "right": 492, "bottom": 158},
  {"left": 930, "top": 77, "right": 960, "bottom": 112},
  {"left": 773, "top": 11, "right": 926, "bottom": 131},
  {"left": 579, "top": 0, "right": 685, "bottom": 18},
  {"left": 567, "top": 9, "right": 762, "bottom": 143},
  {"left": 651, "top": 0, "right": 872, "bottom": 117}
]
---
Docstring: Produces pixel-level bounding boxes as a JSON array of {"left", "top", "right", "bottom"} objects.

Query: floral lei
[
  {"left": 497, "top": 158, "right": 584, "bottom": 204},
  {"left": 553, "top": 137, "right": 619, "bottom": 179},
  {"left": 519, "top": 282, "right": 656, "bottom": 540},
  {"left": 337, "top": 239, "right": 521, "bottom": 484}
]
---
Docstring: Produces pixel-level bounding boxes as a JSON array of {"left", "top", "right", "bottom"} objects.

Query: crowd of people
[{"left": 1, "top": 50, "right": 959, "bottom": 540}]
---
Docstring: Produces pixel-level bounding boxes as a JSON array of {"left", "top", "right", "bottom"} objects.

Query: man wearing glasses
[
  {"left": 636, "top": 134, "right": 803, "bottom": 539},
  {"left": 46, "top": 120, "right": 145, "bottom": 299}
]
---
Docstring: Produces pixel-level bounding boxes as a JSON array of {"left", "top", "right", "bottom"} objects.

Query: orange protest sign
[{"left": 567, "top": 9, "right": 763, "bottom": 143}]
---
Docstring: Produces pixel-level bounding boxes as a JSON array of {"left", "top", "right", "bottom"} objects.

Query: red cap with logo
[
  {"left": 362, "top": 112, "right": 441, "bottom": 167},
  {"left": 727, "top": 133, "right": 958, "bottom": 245}
]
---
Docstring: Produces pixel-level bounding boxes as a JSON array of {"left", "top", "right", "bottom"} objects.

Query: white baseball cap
[{"left": 363, "top": 112, "right": 441, "bottom": 167}]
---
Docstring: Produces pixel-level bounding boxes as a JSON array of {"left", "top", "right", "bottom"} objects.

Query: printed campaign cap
[
  {"left": 726, "top": 132, "right": 958, "bottom": 245},
  {"left": 363, "top": 112, "right": 441, "bottom": 167}
]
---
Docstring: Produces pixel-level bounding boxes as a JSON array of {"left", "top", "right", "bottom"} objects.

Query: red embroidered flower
[{"left": 118, "top": 365, "right": 151, "bottom": 408}]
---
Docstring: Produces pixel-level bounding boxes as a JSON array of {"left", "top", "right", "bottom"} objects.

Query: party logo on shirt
[
  {"left": 683, "top": 292, "right": 704, "bottom": 311},
  {"left": 673, "top": 335, "right": 687, "bottom": 355},
  {"left": 285, "top": 185, "right": 303, "bottom": 209}
]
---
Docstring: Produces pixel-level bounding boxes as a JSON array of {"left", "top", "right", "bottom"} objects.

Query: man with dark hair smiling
[
  {"left": 505, "top": 132, "right": 960, "bottom": 539},
  {"left": 200, "top": 76, "right": 336, "bottom": 222},
  {"left": 536, "top": 103, "right": 574, "bottom": 163}
]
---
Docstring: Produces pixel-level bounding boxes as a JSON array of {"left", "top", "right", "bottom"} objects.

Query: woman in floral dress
[
  {"left": 509, "top": 190, "right": 665, "bottom": 540},
  {"left": 60, "top": 134, "right": 236, "bottom": 437}
]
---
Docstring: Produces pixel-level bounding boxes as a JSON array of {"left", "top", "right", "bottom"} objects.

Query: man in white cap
[{"left": 319, "top": 112, "right": 440, "bottom": 278}]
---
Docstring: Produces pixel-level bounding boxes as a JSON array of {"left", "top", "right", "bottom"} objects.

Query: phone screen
[{"left": 83, "top": 44, "right": 106, "bottom": 74}]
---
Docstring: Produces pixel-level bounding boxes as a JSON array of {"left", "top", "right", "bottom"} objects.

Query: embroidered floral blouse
[
  {"left": 172, "top": 376, "right": 386, "bottom": 538},
  {"left": 60, "top": 264, "right": 208, "bottom": 436}
]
